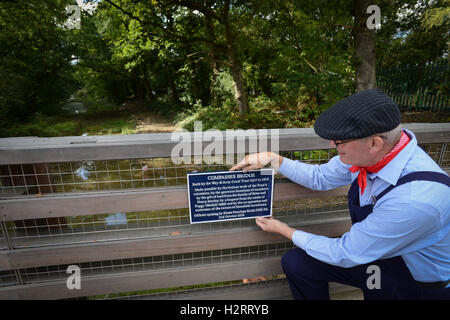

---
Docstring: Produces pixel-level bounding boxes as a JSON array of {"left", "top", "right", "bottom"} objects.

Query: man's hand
[
  {"left": 255, "top": 216, "right": 295, "bottom": 240},
  {"left": 229, "top": 152, "right": 283, "bottom": 173}
]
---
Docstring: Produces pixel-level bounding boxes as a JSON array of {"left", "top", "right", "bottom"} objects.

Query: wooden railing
[{"left": 0, "top": 123, "right": 448, "bottom": 299}]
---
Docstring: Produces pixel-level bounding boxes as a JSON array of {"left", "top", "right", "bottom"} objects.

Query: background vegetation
[{"left": 0, "top": 0, "right": 448, "bottom": 137}]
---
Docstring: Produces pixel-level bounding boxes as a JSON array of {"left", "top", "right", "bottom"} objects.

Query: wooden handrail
[{"left": 0, "top": 123, "right": 448, "bottom": 164}]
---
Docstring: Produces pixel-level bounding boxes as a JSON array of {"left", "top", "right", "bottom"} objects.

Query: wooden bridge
[{"left": 0, "top": 123, "right": 448, "bottom": 299}]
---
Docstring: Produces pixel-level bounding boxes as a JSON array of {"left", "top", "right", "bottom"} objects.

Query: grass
[
  {"left": 0, "top": 96, "right": 138, "bottom": 138},
  {"left": 0, "top": 112, "right": 136, "bottom": 138}
]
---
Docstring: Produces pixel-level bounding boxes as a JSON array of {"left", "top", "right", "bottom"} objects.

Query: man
[{"left": 230, "top": 89, "right": 450, "bottom": 300}]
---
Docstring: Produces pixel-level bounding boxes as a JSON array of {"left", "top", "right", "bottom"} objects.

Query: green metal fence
[{"left": 377, "top": 60, "right": 449, "bottom": 112}]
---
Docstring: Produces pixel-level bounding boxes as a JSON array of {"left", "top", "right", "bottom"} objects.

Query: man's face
[{"left": 330, "top": 139, "right": 374, "bottom": 166}]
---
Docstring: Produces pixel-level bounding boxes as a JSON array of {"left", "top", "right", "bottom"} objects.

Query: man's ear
[{"left": 369, "top": 136, "right": 385, "bottom": 153}]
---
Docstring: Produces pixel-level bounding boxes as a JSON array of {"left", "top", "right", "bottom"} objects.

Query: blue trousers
[{"left": 281, "top": 248, "right": 450, "bottom": 300}]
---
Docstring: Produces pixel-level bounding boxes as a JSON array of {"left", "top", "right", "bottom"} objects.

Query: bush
[
  {"left": 174, "top": 94, "right": 324, "bottom": 132},
  {"left": 0, "top": 117, "right": 81, "bottom": 138}
]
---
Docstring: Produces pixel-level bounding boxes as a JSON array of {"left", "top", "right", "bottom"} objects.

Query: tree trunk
[
  {"left": 168, "top": 75, "right": 179, "bottom": 105},
  {"left": 223, "top": 0, "right": 249, "bottom": 114},
  {"left": 229, "top": 46, "right": 249, "bottom": 114},
  {"left": 354, "top": 0, "right": 376, "bottom": 92},
  {"left": 141, "top": 64, "right": 153, "bottom": 104},
  {"left": 205, "top": 14, "right": 219, "bottom": 105}
]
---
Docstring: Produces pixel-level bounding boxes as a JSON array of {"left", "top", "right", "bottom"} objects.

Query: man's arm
[
  {"left": 255, "top": 216, "right": 295, "bottom": 240},
  {"left": 230, "top": 152, "right": 352, "bottom": 191},
  {"left": 290, "top": 182, "right": 447, "bottom": 268},
  {"left": 255, "top": 184, "right": 445, "bottom": 269},
  {"left": 278, "top": 155, "right": 352, "bottom": 191}
]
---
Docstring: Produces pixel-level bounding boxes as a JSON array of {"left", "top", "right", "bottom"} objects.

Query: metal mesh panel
[
  {"left": 3, "top": 143, "right": 446, "bottom": 249},
  {"left": 419, "top": 142, "right": 449, "bottom": 169},
  {"left": 8, "top": 242, "right": 293, "bottom": 286},
  {"left": 0, "top": 149, "right": 338, "bottom": 199},
  {"left": 0, "top": 224, "right": 7, "bottom": 250},
  {"left": 4, "top": 195, "right": 348, "bottom": 248},
  {"left": 0, "top": 159, "right": 201, "bottom": 198},
  {"left": 94, "top": 276, "right": 289, "bottom": 300},
  {"left": 0, "top": 143, "right": 446, "bottom": 200},
  {"left": 0, "top": 147, "right": 346, "bottom": 248},
  {"left": 0, "top": 141, "right": 448, "bottom": 299},
  {"left": 0, "top": 270, "right": 18, "bottom": 287}
]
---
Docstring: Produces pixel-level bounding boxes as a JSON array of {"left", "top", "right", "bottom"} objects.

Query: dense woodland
[{"left": 0, "top": 0, "right": 448, "bottom": 136}]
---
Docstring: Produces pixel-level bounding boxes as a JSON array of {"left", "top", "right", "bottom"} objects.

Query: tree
[
  {"left": 421, "top": 0, "right": 450, "bottom": 29},
  {"left": 376, "top": 0, "right": 449, "bottom": 67},
  {"left": 103, "top": 0, "right": 250, "bottom": 114},
  {"left": 0, "top": 0, "right": 77, "bottom": 128},
  {"left": 354, "top": 0, "right": 377, "bottom": 91},
  {"left": 242, "top": 0, "right": 354, "bottom": 106}
]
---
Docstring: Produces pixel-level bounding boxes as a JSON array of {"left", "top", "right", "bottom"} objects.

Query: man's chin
[{"left": 339, "top": 154, "right": 351, "bottom": 165}]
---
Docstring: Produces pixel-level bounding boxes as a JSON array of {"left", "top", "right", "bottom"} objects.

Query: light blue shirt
[{"left": 278, "top": 129, "right": 450, "bottom": 283}]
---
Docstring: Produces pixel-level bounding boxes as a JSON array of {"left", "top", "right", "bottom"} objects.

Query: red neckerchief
[{"left": 349, "top": 131, "right": 410, "bottom": 195}]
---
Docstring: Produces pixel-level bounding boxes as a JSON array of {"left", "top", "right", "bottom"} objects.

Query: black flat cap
[{"left": 314, "top": 89, "right": 401, "bottom": 141}]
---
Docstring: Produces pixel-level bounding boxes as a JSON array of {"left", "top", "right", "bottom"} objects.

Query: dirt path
[{"left": 130, "top": 112, "right": 181, "bottom": 133}]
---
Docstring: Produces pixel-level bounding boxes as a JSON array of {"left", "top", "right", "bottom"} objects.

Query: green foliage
[
  {"left": 376, "top": 0, "right": 449, "bottom": 67},
  {"left": 212, "top": 71, "right": 236, "bottom": 107},
  {"left": 421, "top": 0, "right": 450, "bottom": 29},
  {"left": 78, "top": 94, "right": 118, "bottom": 116},
  {"left": 0, "top": 0, "right": 78, "bottom": 130},
  {"left": 0, "top": 111, "right": 135, "bottom": 138},
  {"left": 0, "top": 116, "right": 81, "bottom": 138},
  {"left": 175, "top": 92, "right": 323, "bottom": 132},
  {"left": 1, "top": 0, "right": 447, "bottom": 138}
]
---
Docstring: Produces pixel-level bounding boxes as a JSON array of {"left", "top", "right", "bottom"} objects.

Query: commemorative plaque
[{"left": 187, "top": 169, "right": 274, "bottom": 224}]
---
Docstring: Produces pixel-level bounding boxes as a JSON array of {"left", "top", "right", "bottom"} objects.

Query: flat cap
[{"left": 314, "top": 89, "right": 401, "bottom": 141}]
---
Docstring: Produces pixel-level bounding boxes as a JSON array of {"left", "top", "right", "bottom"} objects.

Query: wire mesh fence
[
  {"left": 0, "top": 270, "right": 17, "bottom": 287},
  {"left": 0, "top": 149, "right": 339, "bottom": 199},
  {"left": 0, "top": 143, "right": 446, "bottom": 250},
  {"left": 1, "top": 143, "right": 446, "bottom": 200},
  {"left": 420, "top": 142, "right": 449, "bottom": 170},
  {"left": 1, "top": 195, "right": 348, "bottom": 249},
  {"left": 0, "top": 149, "right": 345, "bottom": 248},
  {"left": 0, "top": 241, "right": 294, "bottom": 287},
  {"left": 0, "top": 146, "right": 344, "bottom": 298},
  {"left": 0, "top": 224, "right": 6, "bottom": 250},
  {"left": 0, "top": 134, "right": 448, "bottom": 299},
  {"left": 95, "top": 276, "right": 290, "bottom": 300}
]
